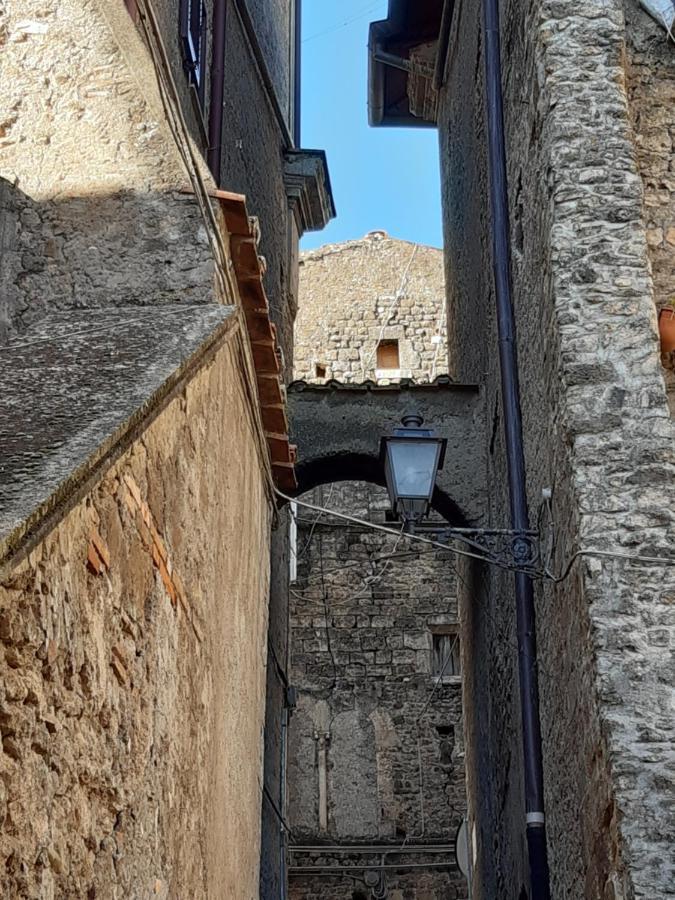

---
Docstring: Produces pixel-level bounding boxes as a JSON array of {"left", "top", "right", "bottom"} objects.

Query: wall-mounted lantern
[{"left": 380, "top": 413, "right": 447, "bottom": 530}]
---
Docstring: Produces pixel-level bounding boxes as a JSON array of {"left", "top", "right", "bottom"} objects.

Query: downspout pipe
[
  {"left": 482, "top": 1, "right": 552, "bottom": 898},
  {"left": 207, "top": 0, "right": 227, "bottom": 181},
  {"left": 293, "top": 0, "right": 302, "bottom": 147}
]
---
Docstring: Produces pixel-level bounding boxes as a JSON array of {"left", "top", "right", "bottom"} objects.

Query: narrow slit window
[
  {"left": 315, "top": 364, "right": 326, "bottom": 379},
  {"left": 432, "top": 631, "right": 461, "bottom": 677},
  {"left": 376, "top": 339, "right": 400, "bottom": 370}
]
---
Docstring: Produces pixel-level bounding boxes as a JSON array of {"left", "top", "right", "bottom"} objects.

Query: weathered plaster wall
[
  {"left": 0, "top": 334, "right": 272, "bottom": 899},
  {"left": 288, "top": 482, "right": 467, "bottom": 899},
  {"left": 438, "top": 1, "right": 675, "bottom": 897},
  {"left": 219, "top": 3, "right": 299, "bottom": 368},
  {"left": 148, "top": 0, "right": 299, "bottom": 366},
  {"left": 245, "top": 0, "right": 294, "bottom": 126},
  {"left": 295, "top": 233, "right": 447, "bottom": 384},
  {"left": 0, "top": 0, "right": 225, "bottom": 340}
]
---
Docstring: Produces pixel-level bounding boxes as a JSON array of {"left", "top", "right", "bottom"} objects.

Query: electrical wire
[
  {"left": 291, "top": 498, "right": 466, "bottom": 840},
  {"left": 278, "top": 489, "right": 675, "bottom": 580},
  {"left": 279, "top": 489, "right": 535, "bottom": 574},
  {"left": 302, "top": 2, "right": 382, "bottom": 44}
]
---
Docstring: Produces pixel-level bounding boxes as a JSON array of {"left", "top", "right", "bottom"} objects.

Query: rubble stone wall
[
  {"left": 0, "top": 333, "right": 273, "bottom": 899},
  {"left": 295, "top": 234, "right": 447, "bottom": 384},
  {"left": 290, "top": 235, "right": 466, "bottom": 898},
  {"left": 288, "top": 482, "right": 467, "bottom": 900},
  {"left": 438, "top": 1, "right": 675, "bottom": 897},
  {"left": 0, "top": 0, "right": 224, "bottom": 341}
]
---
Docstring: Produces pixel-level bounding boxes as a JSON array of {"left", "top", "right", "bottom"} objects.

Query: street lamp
[{"left": 380, "top": 413, "right": 447, "bottom": 530}]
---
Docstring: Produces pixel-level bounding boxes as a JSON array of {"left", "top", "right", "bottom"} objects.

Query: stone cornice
[{"left": 283, "top": 150, "right": 336, "bottom": 235}]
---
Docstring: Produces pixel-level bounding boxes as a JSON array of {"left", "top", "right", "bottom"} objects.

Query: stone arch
[
  {"left": 294, "top": 451, "right": 469, "bottom": 526},
  {"left": 287, "top": 379, "right": 486, "bottom": 527}
]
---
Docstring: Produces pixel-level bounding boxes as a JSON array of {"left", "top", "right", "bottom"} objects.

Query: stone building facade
[
  {"left": 295, "top": 232, "right": 448, "bottom": 385},
  {"left": 288, "top": 237, "right": 468, "bottom": 898},
  {"left": 368, "top": 2, "right": 675, "bottom": 898},
  {"left": 0, "top": 1, "right": 331, "bottom": 896}
]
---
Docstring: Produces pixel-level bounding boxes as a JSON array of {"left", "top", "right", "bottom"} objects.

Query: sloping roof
[{"left": 215, "top": 189, "right": 297, "bottom": 492}]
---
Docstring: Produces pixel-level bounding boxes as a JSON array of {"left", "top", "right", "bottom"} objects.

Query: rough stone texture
[
  {"left": 218, "top": 2, "right": 300, "bottom": 370},
  {"left": 0, "top": 333, "right": 272, "bottom": 899},
  {"left": 0, "top": 180, "right": 217, "bottom": 337},
  {"left": 244, "top": 0, "right": 294, "bottom": 126},
  {"left": 288, "top": 482, "right": 467, "bottom": 900},
  {"left": 0, "top": 1, "right": 226, "bottom": 339},
  {"left": 0, "top": 4, "right": 306, "bottom": 899},
  {"left": 0, "top": 303, "right": 235, "bottom": 565},
  {"left": 148, "top": 0, "right": 302, "bottom": 368},
  {"left": 437, "top": 1, "right": 675, "bottom": 897},
  {"left": 295, "top": 233, "right": 448, "bottom": 384},
  {"left": 288, "top": 237, "right": 470, "bottom": 898},
  {"left": 623, "top": 2, "right": 675, "bottom": 413}
]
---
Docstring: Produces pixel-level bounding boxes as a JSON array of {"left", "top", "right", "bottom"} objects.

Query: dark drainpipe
[
  {"left": 482, "top": 0, "right": 552, "bottom": 897},
  {"left": 293, "top": 0, "right": 302, "bottom": 147},
  {"left": 207, "top": 0, "right": 228, "bottom": 181}
]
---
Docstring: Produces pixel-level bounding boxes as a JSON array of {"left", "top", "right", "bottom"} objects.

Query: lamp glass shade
[{"left": 384, "top": 438, "right": 444, "bottom": 520}]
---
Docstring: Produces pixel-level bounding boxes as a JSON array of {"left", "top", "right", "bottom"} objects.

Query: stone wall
[
  {"left": 623, "top": 1, "right": 675, "bottom": 412},
  {"left": 219, "top": 1, "right": 300, "bottom": 369},
  {"left": 288, "top": 482, "right": 467, "bottom": 900},
  {"left": 150, "top": 0, "right": 300, "bottom": 368},
  {"left": 295, "top": 233, "right": 447, "bottom": 384},
  {"left": 437, "top": 1, "right": 675, "bottom": 897},
  {"left": 0, "top": 0, "right": 225, "bottom": 340},
  {"left": 290, "top": 235, "right": 467, "bottom": 897},
  {"left": 0, "top": 332, "right": 272, "bottom": 899},
  {"left": 0, "top": 0, "right": 301, "bottom": 367}
]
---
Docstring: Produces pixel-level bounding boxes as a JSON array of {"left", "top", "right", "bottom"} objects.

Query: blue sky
[{"left": 300, "top": 0, "right": 443, "bottom": 250}]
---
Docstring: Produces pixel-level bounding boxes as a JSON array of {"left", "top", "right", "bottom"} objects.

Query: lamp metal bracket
[{"left": 416, "top": 524, "right": 541, "bottom": 573}]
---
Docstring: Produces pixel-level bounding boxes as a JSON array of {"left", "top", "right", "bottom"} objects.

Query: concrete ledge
[{"left": 0, "top": 304, "right": 237, "bottom": 569}]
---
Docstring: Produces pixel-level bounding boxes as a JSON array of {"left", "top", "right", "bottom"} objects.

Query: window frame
[
  {"left": 431, "top": 626, "right": 462, "bottom": 681},
  {"left": 376, "top": 338, "right": 401, "bottom": 372},
  {"left": 179, "top": 0, "right": 208, "bottom": 111}
]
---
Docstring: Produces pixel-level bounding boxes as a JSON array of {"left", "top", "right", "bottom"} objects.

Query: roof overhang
[
  {"left": 368, "top": 0, "right": 444, "bottom": 127},
  {"left": 284, "top": 149, "right": 336, "bottom": 234}
]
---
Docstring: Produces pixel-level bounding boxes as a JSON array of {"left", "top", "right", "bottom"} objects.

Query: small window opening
[
  {"left": 315, "top": 364, "right": 326, "bottom": 379},
  {"left": 376, "top": 339, "right": 400, "bottom": 370},
  {"left": 432, "top": 631, "right": 461, "bottom": 677},
  {"left": 180, "top": 0, "right": 208, "bottom": 109},
  {"left": 435, "top": 724, "right": 454, "bottom": 736}
]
